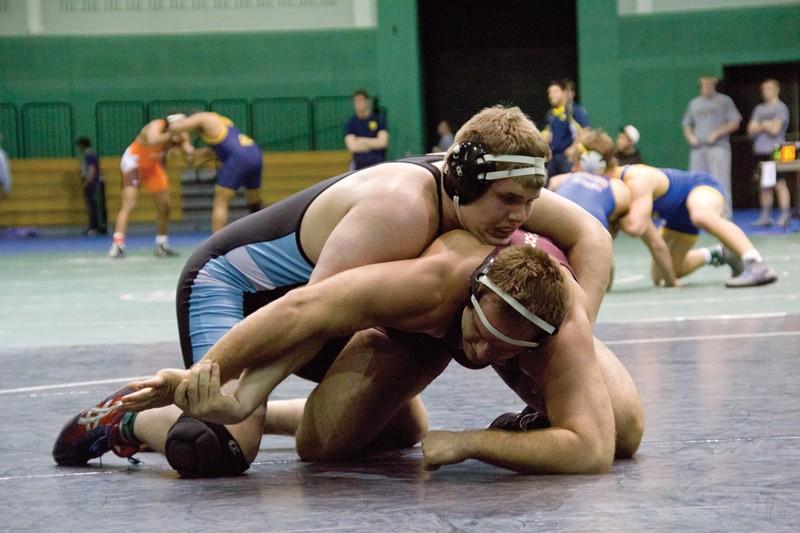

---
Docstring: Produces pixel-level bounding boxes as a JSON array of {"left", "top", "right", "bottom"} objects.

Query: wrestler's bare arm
[
  {"left": 124, "top": 232, "right": 487, "bottom": 419},
  {"left": 141, "top": 120, "right": 173, "bottom": 146},
  {"left": 609, "top": 178, "right": 631, "bottom": 222},
  {"left": 187, "top": 237, "right": 481, "bottom": 423},
  {"left": 422, "top": 287, "right": 616, "bottom": 474},
  {"left": 167, "top": 112, "right": 224, "bottom": 139},
  {"left": 618, "top": 174, "right": 678, "bottom": 286},
  {"left": 524, "top": 188, "right": 612, "bottom": 323},
  {"left": 188, "top": 147, "right": 216, "bottom": 166},
  {"left": 639, "top": 220, "right": 679, "bottom": 286},
  {"left": 616, "top": 170, "right": 654, "bottom": 237},
  {"left": 207, "top": 233, "right": 479, "bottom": 382}
]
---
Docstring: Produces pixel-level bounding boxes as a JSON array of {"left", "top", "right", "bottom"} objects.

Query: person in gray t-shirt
[
  {"left": 748, "top": 79, "right": 792, "bottom": 228},
  {"left": 682, "top": 76, "right": 742, "bottom": 215}
]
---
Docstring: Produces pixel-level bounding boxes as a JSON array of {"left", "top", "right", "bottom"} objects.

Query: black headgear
[{"left": 443, "top": 141, "right": 547, "bottom": 205}]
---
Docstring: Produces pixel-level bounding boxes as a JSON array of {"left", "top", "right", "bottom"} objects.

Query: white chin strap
[{"left": 453, "top": 195, "right": 465, "bottom": 228}]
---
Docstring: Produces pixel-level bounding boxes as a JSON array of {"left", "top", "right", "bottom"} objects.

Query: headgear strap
[{"left": 469, "top": 255, "right": 558, "bottom": 349}]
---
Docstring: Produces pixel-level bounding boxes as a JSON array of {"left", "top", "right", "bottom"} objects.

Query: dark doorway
[
  {"left": 418, "top": 0, "right": 578, "bottom": 151},
  {"left": 724, "top": 62, "right": 800, "bottom": 208}
]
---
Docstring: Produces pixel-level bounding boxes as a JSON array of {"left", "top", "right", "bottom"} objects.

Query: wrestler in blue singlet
[
  {"left": 553, "top": 172, "right": 616, "bottom": 230},
  {"left": 176, "top": 154, "right": 445, "bottom": 371},
  {"left": 621, "top": 166, "right": 724, "bottom": 235},
  {"left": 203, "top": 115, "right": 263, "bottom": 191}
]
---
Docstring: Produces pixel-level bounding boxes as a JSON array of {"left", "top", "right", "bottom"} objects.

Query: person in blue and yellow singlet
[
  {"left": 548, "top": 130, "right": 630, "bottom": 291},
  {"left": 614, "top": 159, "right": 778, "bottom": 288},
  {"left": 168, "top": 112, "right": 263, "bottom": 232}
]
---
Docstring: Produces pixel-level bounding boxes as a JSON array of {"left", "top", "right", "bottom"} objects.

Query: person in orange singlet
[{"left": 109, "top": 116, "right": 193, "bottom": 258}]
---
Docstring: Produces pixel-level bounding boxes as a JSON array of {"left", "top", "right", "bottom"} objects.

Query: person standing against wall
[
  {"left": 542, "top": 79, "right": 591, "bottom": 179},
  {"left": 432, "top": 120, "right": 454, "bottom": 152},
  {"left": 682, "top": 76, "right": 742, "bottom": 216},
  {"left": 748, "top": 79, "right": 791, "bottom": 228},
  {"left": 563, "top": 78, "right": 591, "bottom": 135},
  {"left": 76, "top": 137, "right": 107, "bottom": 236},
  {"left": 344, "top": 89, "right": 389, "bottom": 171}
]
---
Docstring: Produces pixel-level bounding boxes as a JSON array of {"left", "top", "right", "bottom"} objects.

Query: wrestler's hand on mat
[
  {"left": 122, "top": 368, "right": 189, "bottom": 411},
  {"left": 422, "top": 430, "right": 470, "bottom": 471},
  {"left": 174, "top": 361, "right": 248, "bottom": 425}
]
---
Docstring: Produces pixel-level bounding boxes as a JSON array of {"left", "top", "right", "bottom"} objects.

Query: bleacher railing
[
  {"left": 0, "top": 103, "right": 21, "bottom": 159},
  {"left": 2, "top": 96, "right": 360, "bottom": 157},
  {"left": 21, "top": 103, "right": 75, "bottom": 158}
]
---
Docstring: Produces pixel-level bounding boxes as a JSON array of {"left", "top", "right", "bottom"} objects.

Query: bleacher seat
[{"left": 0, "top": 150, "right": 351, "bottom": 228}]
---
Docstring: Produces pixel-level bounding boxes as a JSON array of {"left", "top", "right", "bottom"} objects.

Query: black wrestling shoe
[{"left": 488, "top": 405, "right": 551, "bottom": 432}]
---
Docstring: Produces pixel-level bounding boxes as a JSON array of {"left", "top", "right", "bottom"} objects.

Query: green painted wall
[
  {"left": 376, "top": 2, "right": 424, "bottom": 158},
  {"left": 578, "top": 1, "right": 800, "bottom": 168},
  {"left": 0, "top": 2, "right": 428, "bottom": 159},
  {"left": 0, "top": 29, "right": 379, "bottom": 154},
  {"left": 5, "top": 1, "right": 797, "bottom": 167}
]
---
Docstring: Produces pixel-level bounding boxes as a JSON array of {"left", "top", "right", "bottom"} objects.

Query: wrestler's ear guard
[{"left": 443, "top": 141, "right": 547, "bottom": 205}]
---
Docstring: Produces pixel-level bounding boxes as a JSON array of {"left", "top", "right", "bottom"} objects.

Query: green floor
[
  {"left": 1, "top": 231, "right": 798, "bottom": 348},
  {"left": 601, "top": 232, "right": 799, "bottom": 322}
]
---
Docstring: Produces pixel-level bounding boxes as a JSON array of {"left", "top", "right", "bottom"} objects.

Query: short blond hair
[
  {"left": 477, "top": 245, "right": 569, "bottom": 332},
  {"left": 449, "top": 105, "right": 551, "bottom": 189}
]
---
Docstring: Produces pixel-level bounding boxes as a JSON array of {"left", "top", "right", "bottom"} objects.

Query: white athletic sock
[
  {"left": 113, "top": 232, "right": 125, "bottom": 245},
  {"left": 699, "top": 247, "right": 713, "bottom": 264},
  {"left": 155, "top": 235, "right": 168, "bottom": 246},
  {"left": 742, "top": 249, "right": 763, "bottom": 265}
]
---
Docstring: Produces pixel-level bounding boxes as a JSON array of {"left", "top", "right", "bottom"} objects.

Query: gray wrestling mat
[
  {"left": 2, "top": 314, "right": 799, "bottom": 531},
  {"left": 1, "top": 229, "right": 799, "bottom": 530}
]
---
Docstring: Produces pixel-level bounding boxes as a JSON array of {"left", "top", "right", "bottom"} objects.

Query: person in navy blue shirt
[
  {"left": 344, "top": 89, "right": 389, "bottom": 170},
  {"left": 76, "top": 137, "right": 107, "bottom": 235},
  {"left": 542, "top": 79, "right": 591, "bottom": 180}
]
